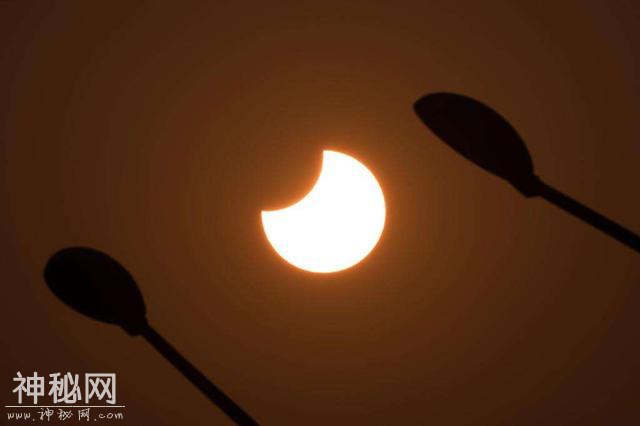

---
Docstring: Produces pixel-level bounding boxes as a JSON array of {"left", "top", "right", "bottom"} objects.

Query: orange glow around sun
[{"left": 261, "top": 150, "right": 386, "bottom": 273}]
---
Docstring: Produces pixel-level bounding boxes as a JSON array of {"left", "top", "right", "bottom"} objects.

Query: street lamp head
[
  {"left": 44, "top": 247, "right": 147, "bottom": 335},
  {"left": 414, "top": 92, "right": 540, "bottom": 196}
]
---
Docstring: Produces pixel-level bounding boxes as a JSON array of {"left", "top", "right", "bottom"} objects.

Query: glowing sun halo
[{"left": 261, "top": 150, "right": 386, "bottom": 273}]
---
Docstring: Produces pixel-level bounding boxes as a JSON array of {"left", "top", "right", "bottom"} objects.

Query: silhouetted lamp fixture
[
  {"left": 414, "top": 92, "right": 640, "bottom": 254},
  {"left": 44, "top": 247, "right": 259, "bottom": 426}
]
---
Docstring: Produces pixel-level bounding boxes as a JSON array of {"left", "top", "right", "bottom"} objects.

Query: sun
[{"left": 261, "top": 150, "right": 386, "bottom": 273}]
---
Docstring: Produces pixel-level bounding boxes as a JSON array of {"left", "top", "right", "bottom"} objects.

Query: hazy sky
[{"left": 1, "top": 1, "right": 639, "bottom": 424}]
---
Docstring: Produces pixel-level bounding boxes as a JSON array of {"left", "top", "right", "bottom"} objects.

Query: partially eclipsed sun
[{"left": 261, "top": 150, "right": 386, "bottom": 273}]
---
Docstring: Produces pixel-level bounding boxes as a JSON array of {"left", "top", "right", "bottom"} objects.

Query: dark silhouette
[
  {"left": 44, "top": 247, "right": 259, "bottom": 426},
  {"left": 414, "top": 92, "right": 640, "bottom": 254}
]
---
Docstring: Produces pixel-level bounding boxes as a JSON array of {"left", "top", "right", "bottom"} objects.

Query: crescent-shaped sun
[{"left": 261, "top": 150, "right": 386, "bottom": 273}]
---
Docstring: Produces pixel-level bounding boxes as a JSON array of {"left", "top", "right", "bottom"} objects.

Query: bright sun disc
[{"left": 261, "top": 150, "right": 386, "bottom": 273}]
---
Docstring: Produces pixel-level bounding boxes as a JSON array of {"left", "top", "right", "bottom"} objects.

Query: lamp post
[
  {"left": 414, "top": 92, "right": 640, "bottom": 254},
  {"left": 44, "top": 247, "right": 259, "bottom": 426}
]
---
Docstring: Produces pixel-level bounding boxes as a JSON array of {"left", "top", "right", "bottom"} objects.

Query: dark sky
[{"left": 1, "top": 1, "right": 639, "bottom": 424}]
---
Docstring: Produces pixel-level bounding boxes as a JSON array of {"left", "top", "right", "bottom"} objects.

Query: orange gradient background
[{"left": 1, "top": 1, "right": 639, "bottom": 425}]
